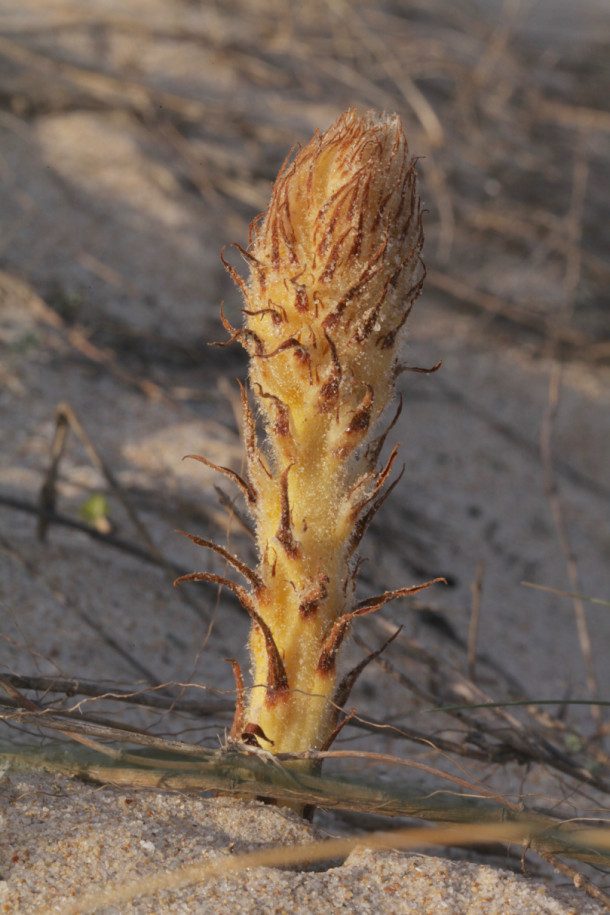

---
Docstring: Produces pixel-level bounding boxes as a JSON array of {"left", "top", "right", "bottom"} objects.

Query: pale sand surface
[{"left": 1, "top": 772, "right": 604, "bottom": 915}]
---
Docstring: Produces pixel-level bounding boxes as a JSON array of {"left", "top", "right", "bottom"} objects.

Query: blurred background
[
  {"left": 1, "top": 0, "right": 609, "bottom": 849},
  {"left": 1, "top": 0, "right": 609, "bottom": 345}
]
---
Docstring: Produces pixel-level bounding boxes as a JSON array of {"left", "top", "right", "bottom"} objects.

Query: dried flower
[{"left": 176, "top": 109, "right": 440, "bottom": 765}]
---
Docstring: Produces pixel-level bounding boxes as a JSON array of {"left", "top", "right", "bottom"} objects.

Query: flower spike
[{"left": 181, "top": 109, "right": 443, "bottom": 769}]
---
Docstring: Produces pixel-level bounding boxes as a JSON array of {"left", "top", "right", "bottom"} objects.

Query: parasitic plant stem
[{"left": 176, "top": 108, "right": 441, "bottom": 764}]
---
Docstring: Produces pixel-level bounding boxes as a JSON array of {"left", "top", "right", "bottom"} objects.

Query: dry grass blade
[
  {"left": 5, "top": 738, "right": 610, "bottom": 864},
  {"left": 522, "top": 581, "right": 610, "bottom": 608},
  {"left": 31, "top": 816, "right": 610, "bottom": 915}
]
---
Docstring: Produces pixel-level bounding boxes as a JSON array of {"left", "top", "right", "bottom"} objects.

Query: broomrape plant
[{"left": 175, "top": 108, "right": 442, "bottom": 763}]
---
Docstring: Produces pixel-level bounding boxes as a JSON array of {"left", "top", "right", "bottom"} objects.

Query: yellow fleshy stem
[{"left": 176, "top": 108, "right": 441, "bottom": 764}]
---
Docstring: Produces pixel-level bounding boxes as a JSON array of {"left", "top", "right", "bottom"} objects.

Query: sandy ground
[
  {"left": 1, "top": 771, "right": 606, "bottom": 915},
  {"left": 0, "top": 1, "right": 609, "bottom": 912}
]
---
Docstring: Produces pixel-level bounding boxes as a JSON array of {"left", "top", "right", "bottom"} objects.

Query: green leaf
[{"left": 79, "top": 493, "right": 110, "bottom": 527}]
